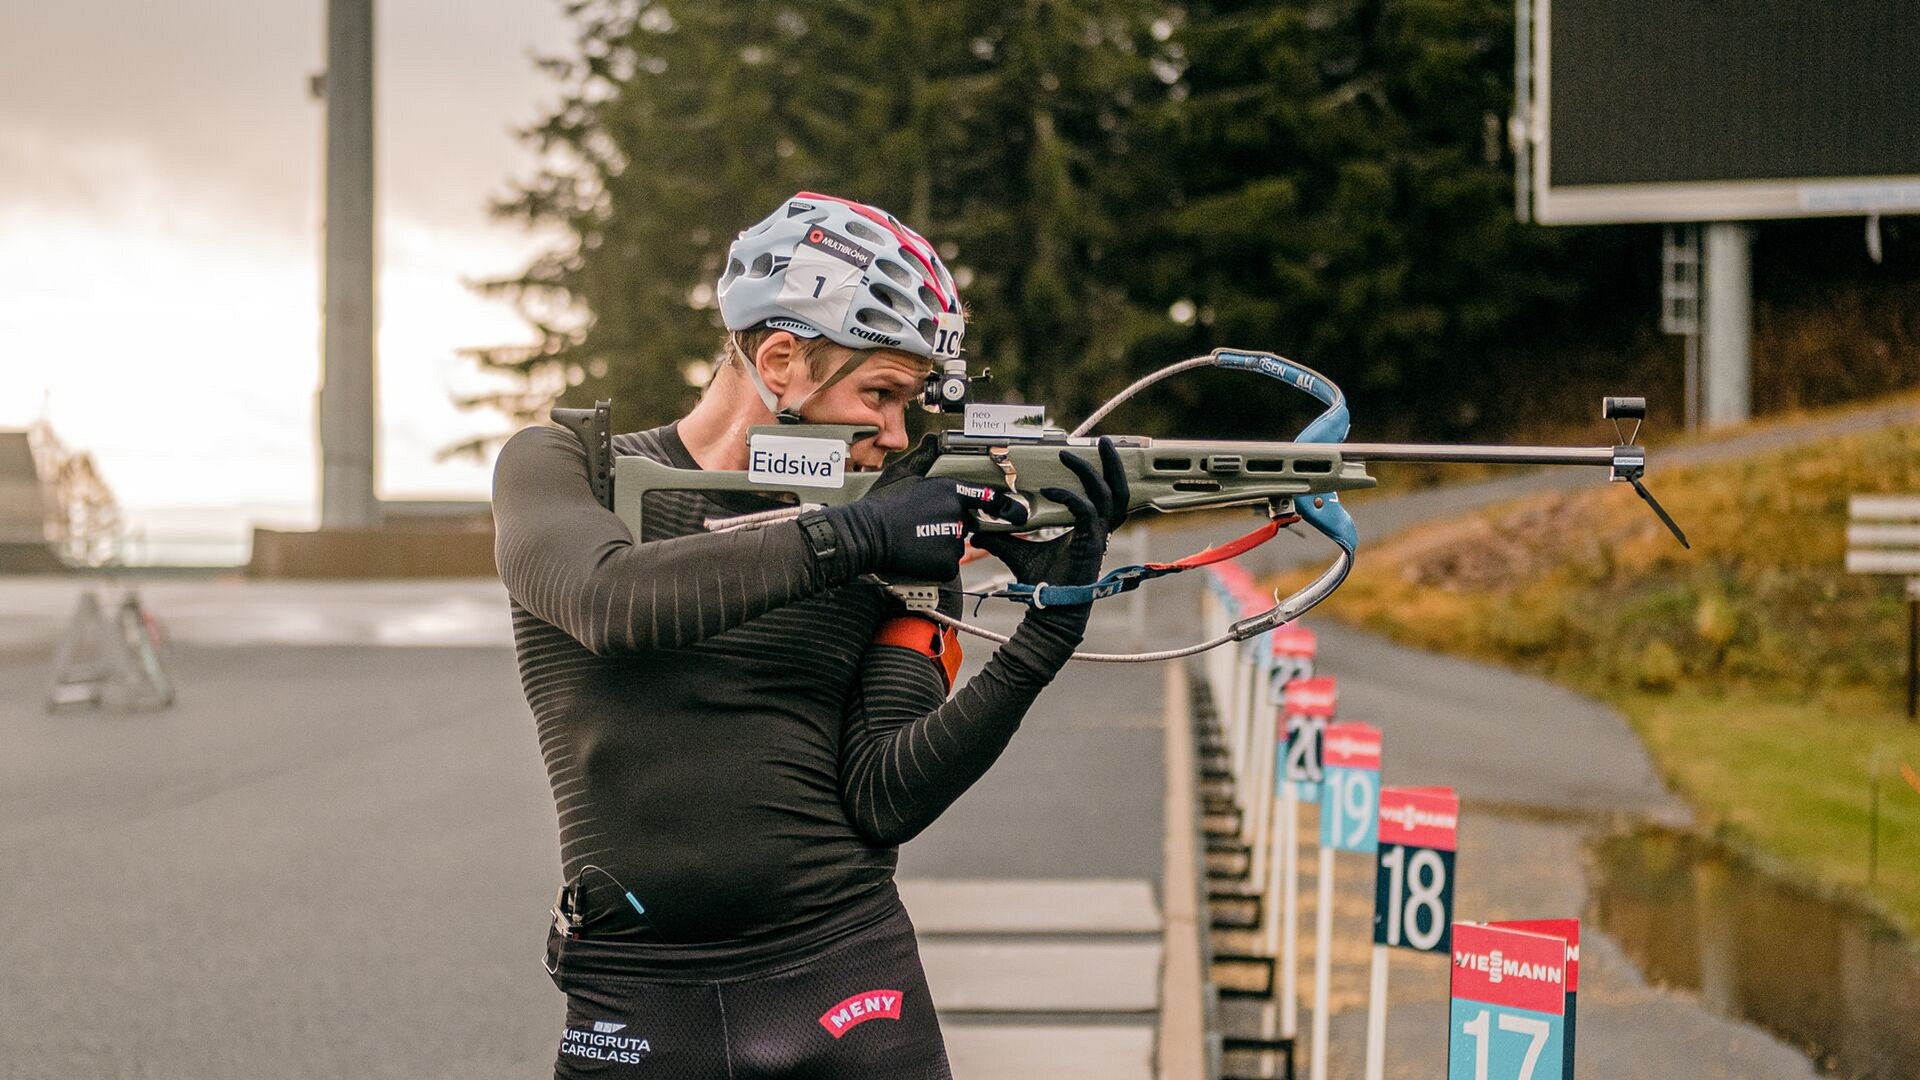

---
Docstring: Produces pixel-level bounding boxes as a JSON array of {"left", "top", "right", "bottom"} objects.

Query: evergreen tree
[
  {"left": 466, "top": 0, "right": 1176, "bottom": 440},
  {"left": 1123, "top": 0, "right": 1641, "bottom": 440}
]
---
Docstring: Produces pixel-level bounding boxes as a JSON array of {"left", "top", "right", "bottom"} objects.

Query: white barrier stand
[
  {"left": 1246, "top": 650, "right": 1277, "bottom": 883},
  {"left": 1309, "top": 840, "right": 1336, "bottom": 1080},
  {"left": 1279, "top": 764, "right": 1301, "bottom": 1042},
  {"left": 1225, "top": 642, "right": 1244, "bottom": 783},
  {"left": 1237, "top": 649, "right": 1263, "bottom": 852}
]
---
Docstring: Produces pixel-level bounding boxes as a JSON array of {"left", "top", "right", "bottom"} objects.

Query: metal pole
[
  {"left": 1337, "top": 443, "right": 1617, "bottom": 467},
  {"left": 1684, "top": 321, "right": 1701, "bottom": 433},
  {"left": 1907, "top": 595, "right": 1917, "bottom": 722},
  {"left": 1869, "top": 750, "right": 1881, "bottom": 887},
  {"left": 1308, "top": 844, "right": 1335, "bottom": 1080},
  {"left": 1362, "top": 945, "right": 1389, "bottom": 1080},
  {"left": 1512, "top": 0, "right": 1531, "bottom": 224},
  {"left": 319, "top": 0, "right": 380, "bottom": 528},
  {"left": 1703, "top": 223, "right": 1753, "bottom": 428}
]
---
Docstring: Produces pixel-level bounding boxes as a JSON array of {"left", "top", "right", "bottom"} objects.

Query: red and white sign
[
  {"left": 1272, "top": 625, "right": 1317, "bottom": 658},
  {"left": 818, "top": 989, "right": 905, "bottom": 1038},
  {"left": 1450, "top": 924, "right": 1568, "bottom": 1015},
  {"left": 1494, "top": 918, "right": 1580, "bottom": 993},
  {"left": 1377, "top": 787, "right": 1459, "bottom": 851},
  {"left": 1210, "top": 564, "right": 1254, "bottom": 597},
  {"left": 1323, "top": 722, "right": 1381, "bottom": 770},
  {"left": 1283, "top": 676, "right": 1338, "bottom": 717}
]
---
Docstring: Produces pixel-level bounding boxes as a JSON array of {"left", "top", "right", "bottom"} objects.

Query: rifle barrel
[{"left": 1338, "top": 443, "right": 1621, "bottom": 467}]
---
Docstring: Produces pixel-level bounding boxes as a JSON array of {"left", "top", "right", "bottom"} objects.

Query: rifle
[{"left": 554, "top": 349, "right": 1686, "bottom": 663}]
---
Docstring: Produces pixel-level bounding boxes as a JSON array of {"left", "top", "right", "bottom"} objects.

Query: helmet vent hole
[
  {"left": 874, "top": 259, "right": 913, "bottom": 287},
  {"left": 917, "top": 284, "right": 940, "bottom": 311},
  {"left": 749, "top": 252, "right": 775, "bottom": 278},
  {"left": 856, "top": 308, "right": 905, "bottom": 333},
  {"left": 868, "top": 282, "right": 917, "bottom": 319},
  {"left": 723, "top": 258, "right": 746, "bottom": 284},
  {"left": 845, "top": 220, "right": 888, "bottom": 246},
  {"left": 915, "top": 318, "right": 937, "bottom": 344}
]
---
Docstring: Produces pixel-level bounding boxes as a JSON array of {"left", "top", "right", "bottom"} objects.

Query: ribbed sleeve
[
  {"left": 491, "top": 424, "right": 847, "bottom": 656},
  {"left": 837, "top": 607, "right": 1089, "bottom": 846}
]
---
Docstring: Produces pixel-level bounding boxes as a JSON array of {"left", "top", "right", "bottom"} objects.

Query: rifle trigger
[{"left": 989, "top": 446, "right": 1018, "bottom": 493}]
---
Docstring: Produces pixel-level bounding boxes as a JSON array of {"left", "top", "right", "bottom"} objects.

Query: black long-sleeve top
[{"left": 492, "top": 421, "right": 1085, "bottom": 953}]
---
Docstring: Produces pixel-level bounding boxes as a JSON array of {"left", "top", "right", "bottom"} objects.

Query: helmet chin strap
[{"left": 741, "top": 342, "right": 874, "bottom": 424}]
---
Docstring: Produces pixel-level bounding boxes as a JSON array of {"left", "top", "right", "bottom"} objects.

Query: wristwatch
[{"left": 795, "top": 509, "right": 842, "bottom": 567}]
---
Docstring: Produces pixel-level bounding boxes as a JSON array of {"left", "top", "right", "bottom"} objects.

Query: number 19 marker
[{"left": 1308, "top": 722, "right": 1381, "bottom": 1080}]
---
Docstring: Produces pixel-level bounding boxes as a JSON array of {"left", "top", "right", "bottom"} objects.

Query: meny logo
[{"left": 818, "top": 989, "right": 905, "bottom": 1039}]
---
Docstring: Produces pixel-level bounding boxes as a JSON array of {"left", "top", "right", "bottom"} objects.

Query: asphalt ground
[
  {"left": 0, "top": 644, "right": 561, "bottom": 1079},
  {"left": 0, "top": 596, "right": 1165, "bottom": 1080}
]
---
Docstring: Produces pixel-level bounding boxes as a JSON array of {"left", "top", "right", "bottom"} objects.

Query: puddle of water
[{"left": 1591, "top": 826, "right": 1920, "bottom": 1079}]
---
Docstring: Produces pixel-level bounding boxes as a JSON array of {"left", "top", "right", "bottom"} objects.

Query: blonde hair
[
  {"left": 722, "top": 327, "right": 838, "bottom": 381},
  {"left": 713, "top": 326, "right": 909, "bottom": 395}
]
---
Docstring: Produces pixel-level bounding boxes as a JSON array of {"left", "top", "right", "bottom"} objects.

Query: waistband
[{"left": 546, "top": 883, "right": 907, "bottom": 984}]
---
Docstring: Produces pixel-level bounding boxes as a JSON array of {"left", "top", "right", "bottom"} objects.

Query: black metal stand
[{"left": 1222, "top": 1034, "right": 1296, "bottom": 1080}]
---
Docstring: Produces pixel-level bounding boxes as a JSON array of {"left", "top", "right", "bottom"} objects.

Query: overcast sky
[{"left": 0, "top": 0, "right": 575, "bottom": 548}]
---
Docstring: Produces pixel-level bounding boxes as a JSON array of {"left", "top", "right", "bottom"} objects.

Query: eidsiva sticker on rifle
[{"left": 747, "top": 433, "right": 846, "bottom": 489}]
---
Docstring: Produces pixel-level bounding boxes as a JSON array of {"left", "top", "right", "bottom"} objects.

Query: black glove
[
  {"left": 813, "top": 475, "right": 1026, "bottom": 582},
  {"left": 976, "top": 437, "right": 1130, "bottom": 587}
]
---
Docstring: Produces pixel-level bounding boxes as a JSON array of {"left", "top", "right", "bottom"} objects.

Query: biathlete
[{"left": 492, "top": 192, "right": 1127, "bottom": 1078}]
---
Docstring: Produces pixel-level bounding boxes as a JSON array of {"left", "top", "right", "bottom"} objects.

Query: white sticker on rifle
[
  {"left": 776, "top": 227, "right": 870, "bottom": 330},
  {"left": 963, "top": 404, "right": 1047, "bottom": 439},
  {"left": 748, "top": 433, "right": 847, "bottom": 489}
]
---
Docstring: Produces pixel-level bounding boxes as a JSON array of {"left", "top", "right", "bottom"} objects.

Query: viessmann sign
[{"left": 1520, "top": 0, "right": 1920, "bottom": 224}]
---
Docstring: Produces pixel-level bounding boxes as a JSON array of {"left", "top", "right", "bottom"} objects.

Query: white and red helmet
[{"left": 718, "top": 192, "right": 965, "bottom": 365}]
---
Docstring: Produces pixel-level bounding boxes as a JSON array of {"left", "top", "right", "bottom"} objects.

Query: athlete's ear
[{"left": 753, "top": 332, "right": 803, "bottom": 396}]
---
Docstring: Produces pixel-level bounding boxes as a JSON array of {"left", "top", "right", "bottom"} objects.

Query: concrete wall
[{"left": 248, "top": 526, "right": 496, "bottom": 579}]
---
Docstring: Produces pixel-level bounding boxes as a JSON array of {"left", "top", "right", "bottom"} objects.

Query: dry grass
[{"left": 1273, "top": 414, "right": 1920, "bottom": 931}]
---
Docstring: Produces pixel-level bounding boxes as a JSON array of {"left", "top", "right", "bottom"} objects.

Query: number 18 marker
[{"left": 1363, "top": 786, "right": 1459, "bottom": 1080}]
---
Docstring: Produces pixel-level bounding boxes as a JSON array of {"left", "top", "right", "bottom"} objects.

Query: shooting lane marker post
[
  {"left": 1284, "top": 675, "right": 1337, "bottom": 1066},
  {"left": 1312, "top": 722, "right": 1382, "bottom": 1080},
  {"left": 1489, "top": 918, "right": 1580, "bottom": 1076},
  {"left": 1447, "top": 923, "right": 1572, "bottom": 1080},
  {"left": 1365, "top": 786, "right": 1460, "bottom": 1080},
  {"left": 1260, "top": 627, "right": 1318, "bottom": 1066}
]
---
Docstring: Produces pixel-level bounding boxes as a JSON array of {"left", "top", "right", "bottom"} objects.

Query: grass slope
[{"left": 1288, "top": 415, "right": 1920, "bottom": 932}]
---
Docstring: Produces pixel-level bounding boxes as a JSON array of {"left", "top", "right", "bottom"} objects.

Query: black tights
[{"left": 548, "top": 907, "right": 950, "bottom": 1079}]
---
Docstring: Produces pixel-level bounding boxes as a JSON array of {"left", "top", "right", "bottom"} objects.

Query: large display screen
[{"left": 1531, "top": 0, "right": 1920, "bottom": 223}]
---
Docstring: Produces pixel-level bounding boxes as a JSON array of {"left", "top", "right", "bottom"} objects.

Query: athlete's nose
[{"left": 874, "top": 406, "right": 910, "bottom": 453}]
